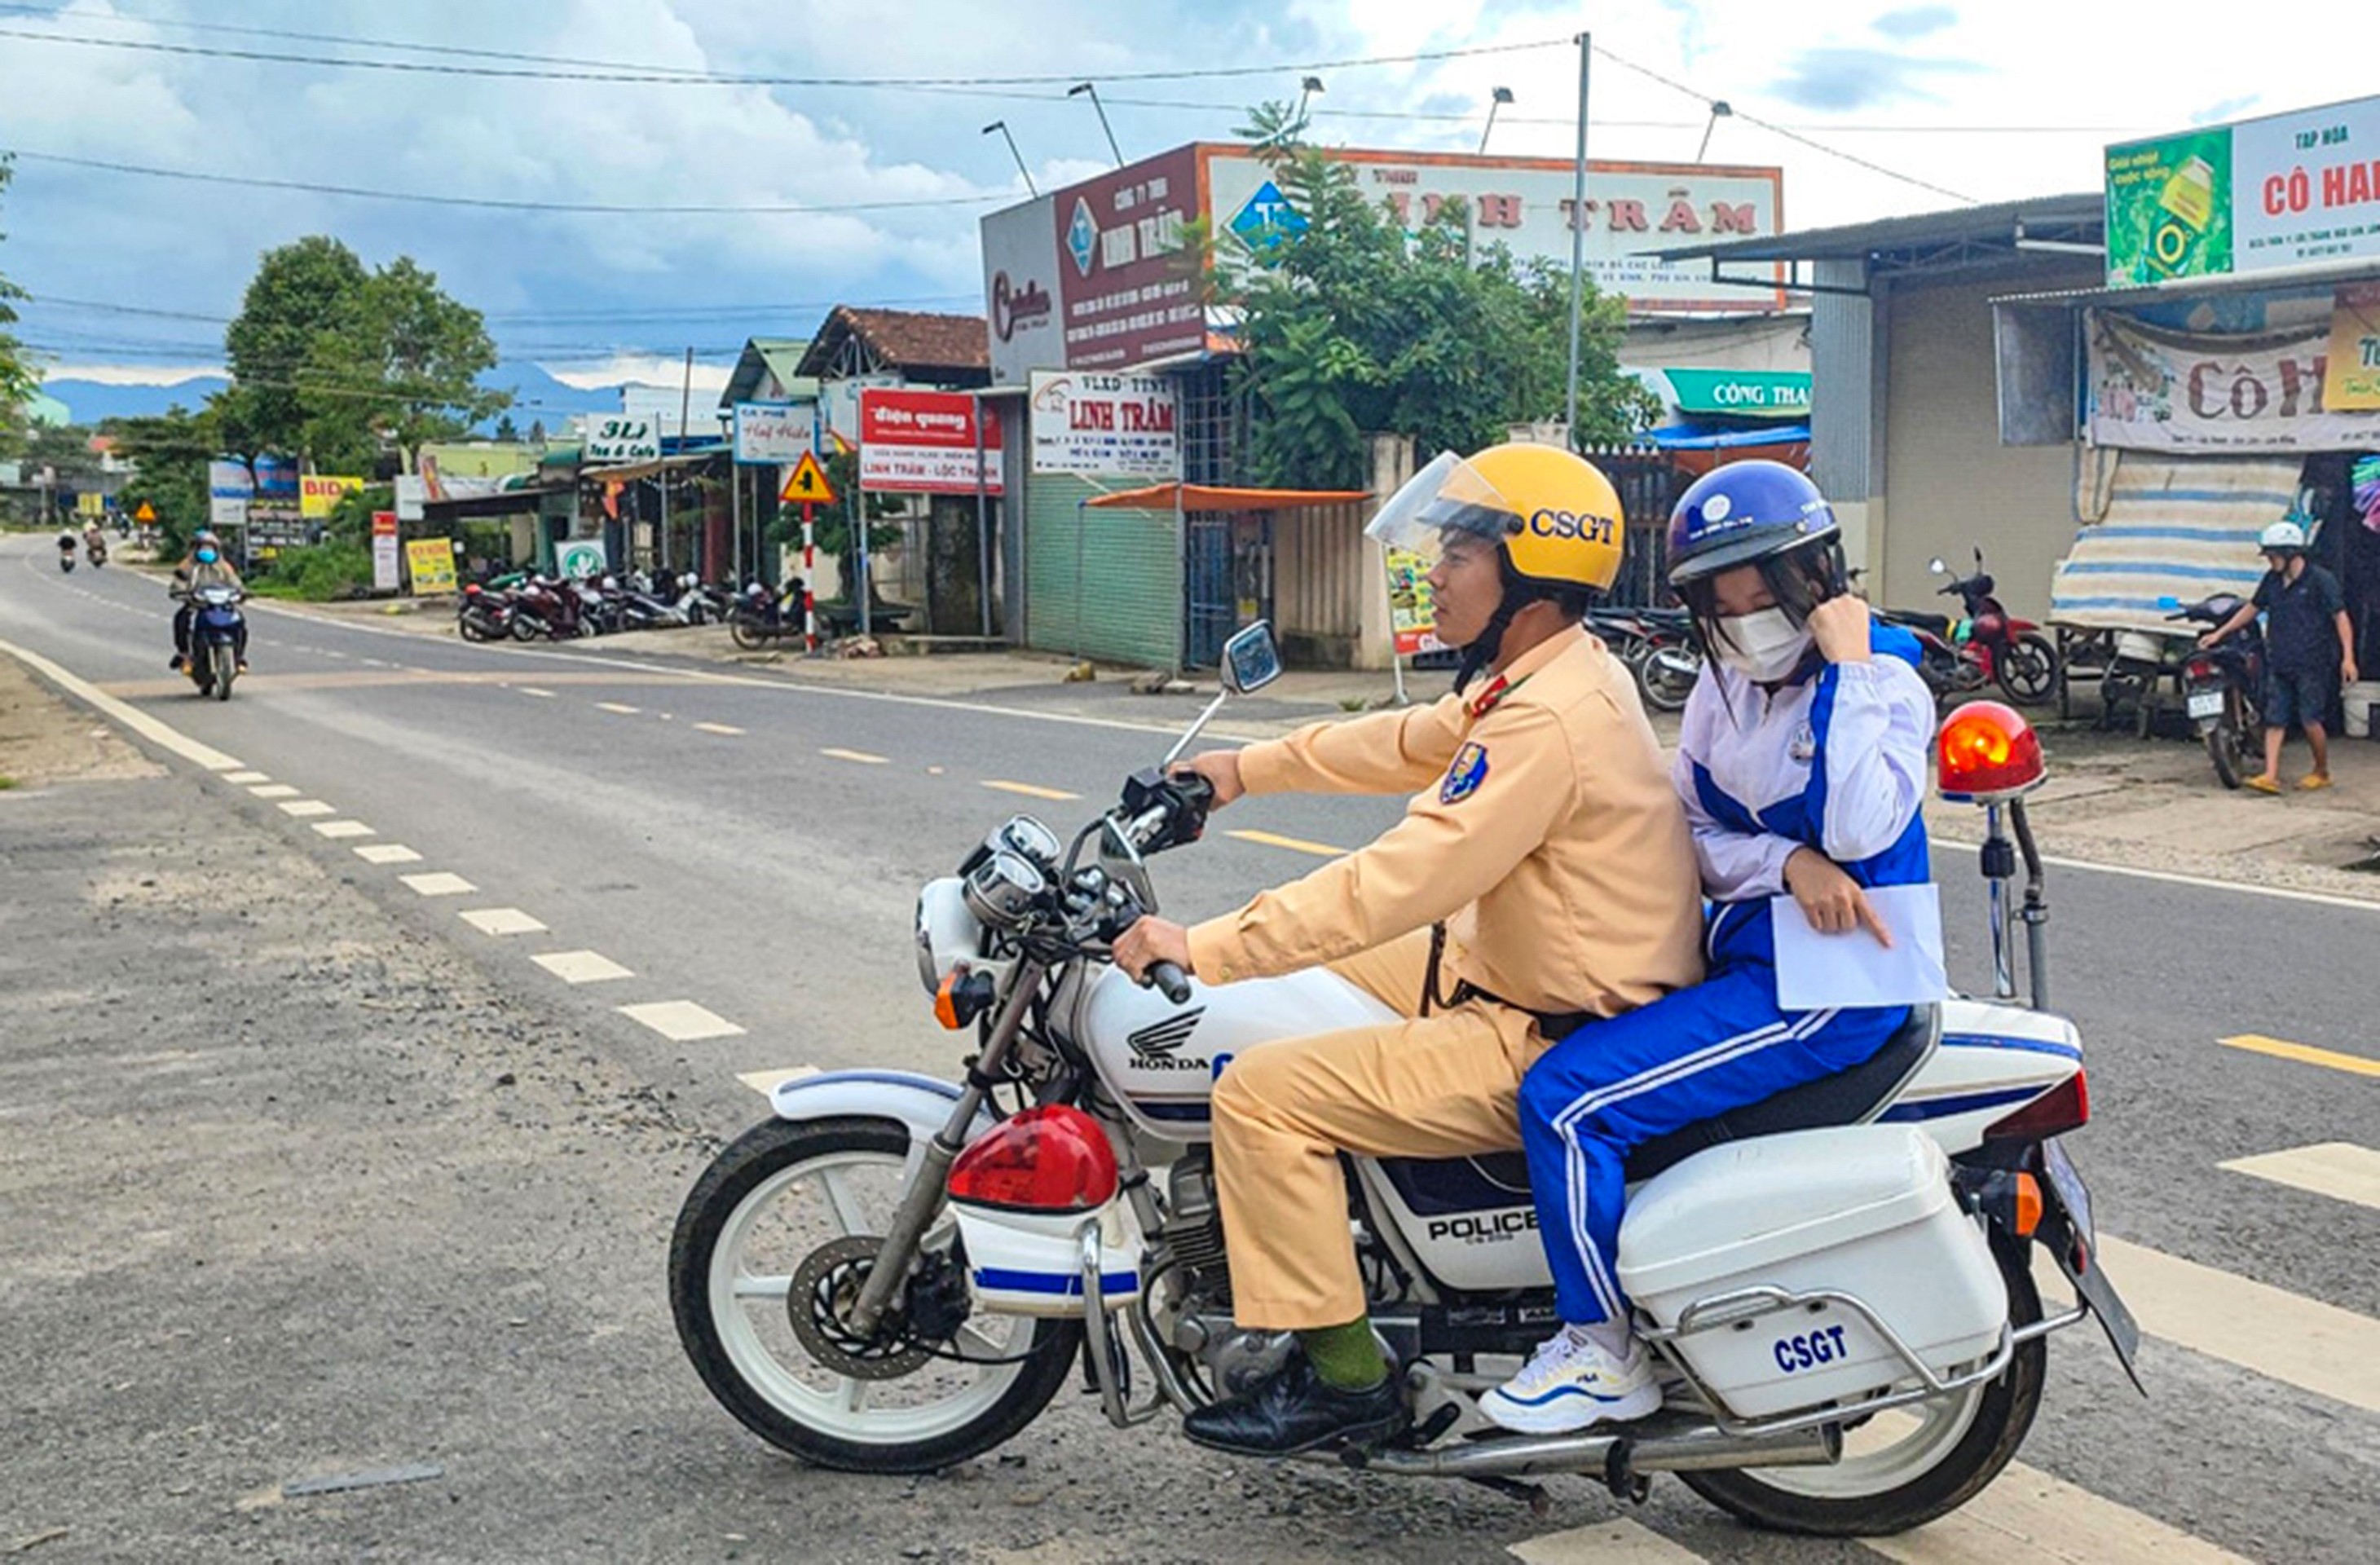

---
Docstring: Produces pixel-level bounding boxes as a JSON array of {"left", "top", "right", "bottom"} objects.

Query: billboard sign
[
  {"left": 734, "top": 400, "right": 814, "bottom": 465},
  {"left": 1052, "top": 146, "right": 1205, "bottom": 372},
  {"left": 404, "top": 537, "right": 458, "bottom": 595},
  {"left": 371, "top": 511, "right": 400, "bottom": 592},
  {"left": 1201, "top": 147, "right": 1786, "bottom": 312},
  {"left": 2107, "top": 95, "right": 2380, "bottom": 285},
  {"left": 982, "top": 194, "right": 1064, "bottom": 386},
  {"left": 857, "top": 389, "right": 1004, "bottom": 496},
  {"left": 1029, "top": 371, "right": 1182, "bottom": 478},
  {"left": 584, "top": 415, "right": 662, "bottom": 464},
  {"left": 207, "top": 457, "right": 252, "bottom": 529},
  {"left": 300, "top": 474, "right": 366, "bottom": 519}
]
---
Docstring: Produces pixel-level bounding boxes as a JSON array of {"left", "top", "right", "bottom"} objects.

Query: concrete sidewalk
[{"left": 268, "top": 595, "right": 2380, "bottom": 900}]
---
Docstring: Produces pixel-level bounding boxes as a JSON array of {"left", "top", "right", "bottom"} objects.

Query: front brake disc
[{"left": 787, "top": 1235, "right": 932, "bottom": 1382}]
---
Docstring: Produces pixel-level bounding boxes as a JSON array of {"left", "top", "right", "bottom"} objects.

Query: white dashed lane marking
[
  {"left": 738, "top": 1065, "right": 820, "bottom": 1097},
  {"left": 249, "top": 783, "right": 300, "bottom": 799},
  {"left": 617, "top": 1000, "right": 746, "bottom": 1042},
  {"left": 277, "top": 800, "right": 337, "bottom": 818},
  {"left": 399, "top": 871, "right": 478, "bottom": 897},
  {"left": 595, "top": 702, "right": 641, "bottom": 715},
  {"left": 459, "top": 907, "right": 549, "bottom": 937},
  {"left": 2219, "top": 1142, "right": 2380, "bottom": 1213},
  {"left": 518, "top": 687, "right": 557, "bottom": 699},
  {"left": 694, "top": 721, "right": 743, "bottom": 736},
  {"left": 353, "top": 844, "right": 423, "bottom": 865},
  {"left": 223, "top": 770, "right": 271, "bottom": 784},
  {"left": 533, "top": 950, "right": 634, "bottom": 985},
  {"left": 311, "top": 820, "right": 375, "bottom": 840}
]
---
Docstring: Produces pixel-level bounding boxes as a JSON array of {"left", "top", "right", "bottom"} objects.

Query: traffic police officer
[{"left": 1113, "top": 442, "right": 1706, "bottom": 1456}]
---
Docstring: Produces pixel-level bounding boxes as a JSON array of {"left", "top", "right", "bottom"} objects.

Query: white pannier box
[{"left": 1617, "top": 1125, "right": 2007, "bottom": 1420}]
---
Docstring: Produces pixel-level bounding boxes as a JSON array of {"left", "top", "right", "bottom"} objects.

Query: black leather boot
[{"left": 1181, "top": 1352, "right": 1409, "bottom": 1457}]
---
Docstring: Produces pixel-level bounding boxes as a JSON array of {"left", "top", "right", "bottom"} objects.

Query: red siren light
[
  {"left": 1937, "top": 700, "right": 2046, "bottom": 802},
  {"left": 946, "top": 1104, "right": 1120, "bottom": 1213}
]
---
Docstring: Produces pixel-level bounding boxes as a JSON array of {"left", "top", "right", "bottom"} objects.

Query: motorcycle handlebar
[{"left": 1143, "top": 960, "right": 1192, "bottom": 1005}]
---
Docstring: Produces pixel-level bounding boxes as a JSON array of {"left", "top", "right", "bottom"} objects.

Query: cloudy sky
[{"left": 0, "top": 0, "right": 2366, "bottom": 395}]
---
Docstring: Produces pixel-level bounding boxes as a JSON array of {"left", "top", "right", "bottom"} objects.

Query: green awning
[{"left": 1661, "top": 368, "right": 1810, "bottom": 419}]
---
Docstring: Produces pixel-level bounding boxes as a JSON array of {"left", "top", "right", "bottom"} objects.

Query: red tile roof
[{"left": 804, "top": 306, "right": 989, "bottom": 377}]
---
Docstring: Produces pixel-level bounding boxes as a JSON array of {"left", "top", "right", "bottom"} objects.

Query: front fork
[{"left": 846, "top": 960, "right": 1046, "bottom": 1337}]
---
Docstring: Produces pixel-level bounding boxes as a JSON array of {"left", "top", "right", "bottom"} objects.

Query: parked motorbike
[
  {"left": 178, "top": 585, "right": 246, "bottom": 701},
  {"left": 669, "top": 623, "right": 2140, "bottom": 1536},
  {"left": 1881, "top": 552, "right": 2059, "bottom": 707},
  {"left": 507, "top": 575, "right": 586, "bottom": 641},
  {"left": 728, "top": 579, "right": 810, "bottom": 649},
  {"left": 1585, "top": 605, "right": 1699, "bottom": 713},
  {"left": 611, "top": 574, "right": 689, "bottom": 632},
  {"left": 456, "top": 582, "right": 518, "bottom": 642},
  {"left": 2170, "top": 594, "right": 2263, "bottom": 790}
]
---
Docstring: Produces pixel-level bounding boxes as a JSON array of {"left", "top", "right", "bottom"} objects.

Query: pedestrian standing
[{"left": 2202, "top": 520, "right": 2359, "bottom": 793}]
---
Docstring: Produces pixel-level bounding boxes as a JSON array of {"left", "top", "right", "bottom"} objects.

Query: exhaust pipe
[{"left": 1323, "top": 1417, "right": 1838, "bottom": 1482}]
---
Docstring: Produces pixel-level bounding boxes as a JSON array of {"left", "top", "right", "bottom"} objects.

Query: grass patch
[
  {"left": 0, "top": 775, "right": 16, "bottom": 791},
  {"left": 256, "top": 544, "right": 375, "bottom": 602}
]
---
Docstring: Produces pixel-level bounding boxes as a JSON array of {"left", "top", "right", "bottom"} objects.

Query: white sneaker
[{"left": 1478, "top": 1329, "right": 1661, "bottom": 1434}]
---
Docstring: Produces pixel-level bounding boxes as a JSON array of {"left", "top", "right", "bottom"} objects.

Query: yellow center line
[
  {"left": 2220, "top": 1033, "right": 2380, "bottom": 1078},
  {"left": 1227, "top": 827, "right": 1348, "bottom": 858},
  {"left": 820, "top": 747, "right": 889, "bottom": 765},
  {"left": 981, "top": 779, "right": 1080, "bottom": 801}
]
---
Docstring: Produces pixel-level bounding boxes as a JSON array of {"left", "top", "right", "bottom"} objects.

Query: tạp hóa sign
[{"left": 2108, "top": 94, "right": 2380, "bottom": 285}]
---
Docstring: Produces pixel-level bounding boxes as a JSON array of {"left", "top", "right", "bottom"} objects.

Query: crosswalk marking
[
  {"left": 1225, "top": 827, "right": 1347, "bottom": 858},
  {"left": 1864, "top": 1444, "right": 2250, "bottom": 1563},
  {"left": 2042, "top": 1236, "right": 2380, "bottom": 1414},
  {"left": 2219, "top": 1033, "right": 2380, "bottom": 1078},
  {"left": 617, "top": 1000, "right": 745, "bottom": 1042},
  {"left": 1509, "top": 1519, "right": 1705, "bottom": 1563},
  {"left": 2219, "top": 1142, "right": 2380, "bottom": 1213},
  {"left": 532, "top": 950, "right": 633, "bottom": 985}
]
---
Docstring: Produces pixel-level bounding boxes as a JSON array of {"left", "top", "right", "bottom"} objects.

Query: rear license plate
[
  {"left": 2187, "top": 690, "right": 2224, "bottom": 720},
  {"left": 2038, "top": 1139, "right": 2144, "bottom": 1388}
]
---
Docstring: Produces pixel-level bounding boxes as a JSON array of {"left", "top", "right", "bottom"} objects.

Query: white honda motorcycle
[{"left": 671, "top": 624, "right": 2142, "bottom": 1536}]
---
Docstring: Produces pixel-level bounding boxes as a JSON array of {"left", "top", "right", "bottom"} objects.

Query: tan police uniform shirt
[{"left": 1185, "top": 624, "right": 1704, "bottom": 1021}]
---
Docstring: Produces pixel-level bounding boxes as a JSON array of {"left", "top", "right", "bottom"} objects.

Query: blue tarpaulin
[{"left": 1643, "top": 422, "right": 1811, "bottom": 451}]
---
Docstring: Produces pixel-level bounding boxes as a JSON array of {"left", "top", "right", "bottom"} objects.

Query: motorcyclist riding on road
[
  {"left": 171, "top": 530, "right": 249, "bottom": 675},
  {"left": 1110, "top": 442, "right": 1706, "bottom": 1457}
]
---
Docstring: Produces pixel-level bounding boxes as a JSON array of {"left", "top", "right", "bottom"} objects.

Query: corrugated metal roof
[
  {"left": 1651, "top": 192, "right": 2105, "bottom": 263},
  {"left": 718, "top": 337, "right": 818, "bottom": 408},
  {"left": 1991, "top": 254, "right": 2380, "bottom": 308}
]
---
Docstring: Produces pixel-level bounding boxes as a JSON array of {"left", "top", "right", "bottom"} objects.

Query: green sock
[{"left": 1297, "top": 1317, "right": 1388, "bottom": 1391}]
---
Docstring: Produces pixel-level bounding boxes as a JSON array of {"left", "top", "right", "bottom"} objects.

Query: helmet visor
[{"left": 1363, "top": 451, "right": 1522, "bottom": 562}]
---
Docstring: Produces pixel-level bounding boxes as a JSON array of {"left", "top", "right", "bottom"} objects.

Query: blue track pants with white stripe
[{"left": 1517, "top": 964, "right": 1903, "bottom": 1325}]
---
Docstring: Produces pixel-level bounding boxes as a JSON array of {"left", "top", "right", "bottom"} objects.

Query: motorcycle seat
[{"left": 1888, "top": 610, "right": 1954, "bottom": 638}]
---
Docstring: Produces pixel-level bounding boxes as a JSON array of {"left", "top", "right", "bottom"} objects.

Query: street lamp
[
  {"left": 1695, "top": 99, "right": 1734, "bottom": 162},
  {"left": 982, "top": 121, "right": 1037, "bottom": 196},
  {"left": 1068, "top": 82, "right": 1125, "bottom": 167},
  {"left": 1479, "top": 86, "right": 1514, "bottom": 155},
  {"left": 1296, "top": 74, "right": 1324, "bottom": 132}
]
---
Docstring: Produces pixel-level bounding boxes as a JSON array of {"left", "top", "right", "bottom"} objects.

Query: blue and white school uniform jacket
[{"left": 1677, "top": 622, "right": 1935, "bottom": 973}]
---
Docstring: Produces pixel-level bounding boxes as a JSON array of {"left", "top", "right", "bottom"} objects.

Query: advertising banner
[
  {"left": 2085, "top": 310, "right": 2380, "bottom": 452},
  {"left": 370, "top": 511, "right": 400, "bottom": 593},
  {"left": 1052, "top": 146, "right": 1205, "bottom": 372},
  {"left": 1028, "top": 371, "right": 1181, "bottom": 478},
  {"left": 208, "top": 457, "right": 252, "bottom": 529},
  {"left": 245, "top": 502, "right": 306, "bottom": 552},
  {"left": 983, "top": 194, "right": 1064, "bottom": 386},
  {"left": 2325, "top": 282, "right": 2380, "bottom": 410},
  {"left": 300, "top": 474, "right": 366, "bottom": 519},
  {"left": 404, "top": 538, "right": 458, "bottom": 595},
  {"left": 584, "top": 415, "right": 662, "bottom": 464},
  {"left": 2107, "top": 95, "right": 2380, "bottom": 285},
  {"left": 734, "top": 400, "right": 813, "bottom": 465},
  {"left": 394, "top": 474, "right": 427, "bottom": 522},
  {"left": 857, "top": 389, "right": 1004, "bottom": 496},
  {"left": 1386, "top": 548, "right": 1445, "bottom": 657},
  {"left": 1205, "top": 148, "right": 1786, "bottom": 312}
]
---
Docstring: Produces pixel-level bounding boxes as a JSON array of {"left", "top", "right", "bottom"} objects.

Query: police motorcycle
[{"left": 670, "top": 624, "right": 2140, "bottom": 1537}]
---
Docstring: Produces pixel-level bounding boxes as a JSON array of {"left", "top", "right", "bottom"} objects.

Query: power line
[
  {"left": 0, "top": 23, "right": 1566, "bottom": 87},
  {"left": 2, "top": 149, "right": 1002, "bottom": 216},
  {"left": 24, "top": 291, "right": 980, "bottom": 326}
]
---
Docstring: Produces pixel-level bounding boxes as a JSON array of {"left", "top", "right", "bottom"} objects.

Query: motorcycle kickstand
[{"left": 1602, "top": 1439, "right": 1653, "bottom": 1506}]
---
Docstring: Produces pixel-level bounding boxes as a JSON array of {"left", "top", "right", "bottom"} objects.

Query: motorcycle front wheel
[
  {"left": 1680, "top": 1237, "right": 2044, "bottom": 1536},
  {"left": 210, "top": 644, "right": 235, "bottom": 701},
  {"left": 669, "top": 1117, "right": 1080, "bottom": 1475},
  {"left": 509, "top": 613, "right": 543, "bottom": 642},
  {"left": 1995, "top": 634, "right": 2060, "bottom": 706},
  {"left": 728, "top": 615, "right": 770, "bottom": 650},
  {"left": 1637, "top": 644, "right": 1700, "bottom": 713}
]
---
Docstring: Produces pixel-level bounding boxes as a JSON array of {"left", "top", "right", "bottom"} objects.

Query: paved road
[{"left": 4, "top": 532, "right": 2376, "bottom": 1563}]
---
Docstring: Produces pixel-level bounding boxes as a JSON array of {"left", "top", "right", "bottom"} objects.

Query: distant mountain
[{"left": 38, "top": 362, "right": 667, "bottom": 432}]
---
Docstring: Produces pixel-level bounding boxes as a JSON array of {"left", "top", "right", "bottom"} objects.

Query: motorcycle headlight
[{"left": 915, "top": 877, "right": 981, "bottom": 994}]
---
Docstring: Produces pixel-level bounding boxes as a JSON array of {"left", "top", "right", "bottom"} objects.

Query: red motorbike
[{"left": 1876, "top": 549, "right": 2060, "bottom": 707}]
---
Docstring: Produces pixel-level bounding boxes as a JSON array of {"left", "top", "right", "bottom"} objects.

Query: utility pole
[{"left": 1563, "top": 32, "right": 1592, "bottom": 446}]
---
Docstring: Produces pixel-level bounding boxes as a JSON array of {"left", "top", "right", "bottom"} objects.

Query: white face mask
[{"left": 1714, "top": 607, "right": 1814, "bottom": 681}]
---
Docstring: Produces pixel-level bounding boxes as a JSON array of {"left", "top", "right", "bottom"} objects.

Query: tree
[
  {"left": 108, "top": 404, "right": 221, "bottom": 559},
  {"left": 299, "top": 256, "right": 506, "bottom": 474},
  {"left": 493, "top": 412, "right": 520, "bottom": 443},
  {"left": 0, "top": 157, "right": 40, "bottom": 451},
  {"left": 219, "top": 236, "right": 368, "bottom": 460},
  {"left": 1210, "top": 108, "right": 1659, "bottom": 490}
]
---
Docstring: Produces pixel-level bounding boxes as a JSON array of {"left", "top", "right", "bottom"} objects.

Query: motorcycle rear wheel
[
  {"left": 1995, "top": 634, "right": 2060, "bottom": 706},
  {"left": 509, "top": 613, "right": 543, "bottom": 642},
  {"left": 1637, "top": 644, "right": 1699, "bottom": 713},
  {"left": 729, "top": 616, "right": 770, "bottom": 650},
  {"left": 670, "top": 1117, "right": 1080, "bottom": 1475},
  {"left": 1679, "top": 1236, "right": 2044, "bottom": 1536}
]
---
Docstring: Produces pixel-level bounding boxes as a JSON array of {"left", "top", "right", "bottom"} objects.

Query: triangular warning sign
[
  {"left": 779, "top": 451, "right": 838, "bottom": 506},
  {"left": 134, "top": 501, "right": 157, "bottom": 522}
]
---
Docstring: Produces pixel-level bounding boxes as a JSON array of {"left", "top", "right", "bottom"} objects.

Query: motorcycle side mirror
[
  {"left": 1928, "top": 557, "right": 1947, "bottom": 575},
  {"left": 1220, "top": 620, "right": 1282, "bottom": 695}
]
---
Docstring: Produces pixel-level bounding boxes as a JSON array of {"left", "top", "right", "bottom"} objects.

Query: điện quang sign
[{"left": 2085, "top": 309, "right": 2380, "bottom": 452}]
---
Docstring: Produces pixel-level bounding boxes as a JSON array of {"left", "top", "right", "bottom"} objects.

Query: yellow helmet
[{"left": 1364, "top": 442, "right": 1624, "bottom": 592}]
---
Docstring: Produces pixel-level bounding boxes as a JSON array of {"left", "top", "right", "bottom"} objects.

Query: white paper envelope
[{"left": 1770, "top": 882, "right": 1950, "bottom": 1012}]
